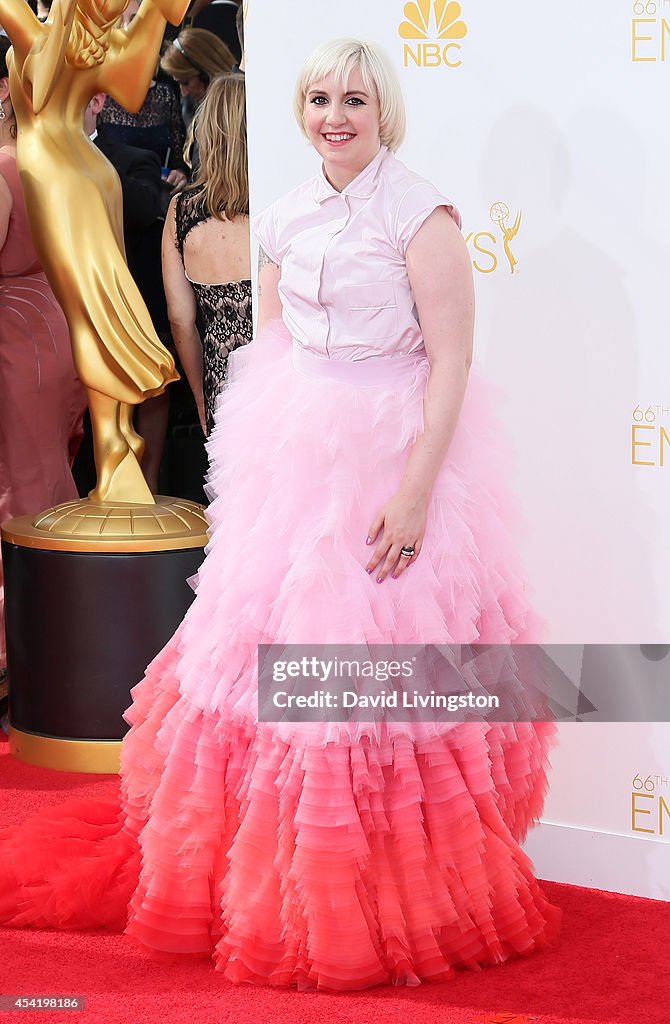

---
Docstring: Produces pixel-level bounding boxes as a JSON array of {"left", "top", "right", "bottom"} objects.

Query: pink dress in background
[
  {"left": 0, "top": 147, "right": 559, "bottom": 989},
  {"left": 0, "top": 151, "right": 85, "bottom": 664}
]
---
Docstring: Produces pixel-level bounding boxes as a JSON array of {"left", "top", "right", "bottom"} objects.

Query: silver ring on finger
[{"left": 400, "top": 545, "right": 415, "bottom": 558}]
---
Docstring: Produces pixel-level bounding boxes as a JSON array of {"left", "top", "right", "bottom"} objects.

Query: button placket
[{"left": 318, "top": 194, "right": 351, "bottom": 358}]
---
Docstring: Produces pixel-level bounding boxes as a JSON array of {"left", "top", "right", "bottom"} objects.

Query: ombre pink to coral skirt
[{"left": 0, "top": 321, "right": 559, "bottom": 990}]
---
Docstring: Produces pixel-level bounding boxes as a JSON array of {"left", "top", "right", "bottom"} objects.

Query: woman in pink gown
[
  {"left": 0, "top": 36, "right": 85, "bottom": 679},
  {"left": 0, "top": 40, "right": 559, "bottom": 989}
]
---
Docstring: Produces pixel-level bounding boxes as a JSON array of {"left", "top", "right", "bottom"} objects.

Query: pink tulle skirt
[{"left": 0, "top": 322, "right": 559, "bottom": 989}]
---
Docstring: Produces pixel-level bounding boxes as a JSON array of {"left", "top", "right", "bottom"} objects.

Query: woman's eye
[
  {"left": 346, "top": 97, "right": 364, "bottom": 105},
  {"left": 310, "top": 96, "right": 328, "bottom": 105}
]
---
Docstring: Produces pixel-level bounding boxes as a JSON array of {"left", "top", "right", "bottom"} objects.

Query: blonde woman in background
[{"left": 162, "top": 73, "right": 251, "bottom": 435}]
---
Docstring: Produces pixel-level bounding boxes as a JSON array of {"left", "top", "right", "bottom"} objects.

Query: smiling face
[{"left": 303, "top": 67, "right": 381, "bottom": 191}]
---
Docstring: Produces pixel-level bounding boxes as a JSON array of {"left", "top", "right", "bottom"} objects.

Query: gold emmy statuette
[
  {"left": 0, "top": 0, "right": 200, "bottom": 536},
  {"left": 490, "top": 201, "right": 522, "bottom": 275},
  {"left": 0, "top": 0, "right": 210, "bottom": 772}
]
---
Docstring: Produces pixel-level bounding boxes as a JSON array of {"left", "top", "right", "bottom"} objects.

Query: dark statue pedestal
[{"left": 1, "top": 497, "right": 207, "bottom": 773}]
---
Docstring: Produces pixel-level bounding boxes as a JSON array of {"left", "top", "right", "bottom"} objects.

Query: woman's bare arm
[
  {"left": 397, "top": 208, "right": 474, "bottom": 504},
  {"left": 256, "top": 246, "right": 282, "bottom": 332},
  {"left": 0, "top": 0, "right": 43, "bottom": 59},
  {"left": 366, "top": 208, "right": 474, "bottom": 581},
  {"left": 162, "top": 197, "right": 207, "bottom": 433}
]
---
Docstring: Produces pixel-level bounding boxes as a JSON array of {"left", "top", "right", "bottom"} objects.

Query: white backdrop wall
[{"left": 244, "top": 0, "right": 670, "bottom": 898}]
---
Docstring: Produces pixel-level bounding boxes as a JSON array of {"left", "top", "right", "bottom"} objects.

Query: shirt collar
[{"left": 313, "top": 145, "right": 388, "bottom": 203}]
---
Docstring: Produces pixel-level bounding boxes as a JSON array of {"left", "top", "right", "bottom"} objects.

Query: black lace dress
[
  {"left": 175, "top": 189, "right": 252, "bottom": 434},
  {"left": 98, "top": 82, "right": 187, "bottom": 175}
]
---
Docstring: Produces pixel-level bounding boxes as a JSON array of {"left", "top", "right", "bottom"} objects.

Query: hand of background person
[
  {"left": 365, "top": 489, "right": 427, "bottom": 582},
  {"left": 165, "top": 168, "right": 187, "bottom": 189}
]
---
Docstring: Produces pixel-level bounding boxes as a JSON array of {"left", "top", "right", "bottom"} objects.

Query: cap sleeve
[
  {"left": 393, "top": 182, "right": 462, "bottom": 258},
  {"left": 251, "top": 203, "right": 280, "bottom": 265}
]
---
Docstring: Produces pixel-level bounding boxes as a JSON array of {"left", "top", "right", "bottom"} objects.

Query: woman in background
[
  {"left": 0, "top": 36, "right": 85, "bottom": 691},
  {"left": 162, "top": 73, "right": 250, "bottom": 436},
  {"left": 160, "top": 26, "right": 235, "bottom": 173}
]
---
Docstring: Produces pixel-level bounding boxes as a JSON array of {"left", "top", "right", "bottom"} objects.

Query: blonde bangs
[{"left": 293, "top": 38, "right": 406, "bottom": 151}]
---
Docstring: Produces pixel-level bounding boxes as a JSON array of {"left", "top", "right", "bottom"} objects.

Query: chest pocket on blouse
[{"left": 346, "top": 282, "right": 397, "bottom": 340}]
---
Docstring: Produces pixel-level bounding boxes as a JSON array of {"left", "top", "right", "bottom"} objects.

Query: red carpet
[{"left": 1, "top": 733, "right": 668, "bottom": 1024}]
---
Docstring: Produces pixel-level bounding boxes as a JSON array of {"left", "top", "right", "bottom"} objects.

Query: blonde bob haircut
[
  {"left": 293, "top": 38, "right": 406, "bottom": 152},
  {"left": 188, "top": 73, "right": 248, "bottom": 219}
]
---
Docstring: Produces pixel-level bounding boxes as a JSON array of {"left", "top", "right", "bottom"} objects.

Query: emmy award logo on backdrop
[
  {"left": 489, "top": 202, "right": 522, "bottom": 275},
  {"left": 399, "top": 0, "right": 467, "bottom": 68},
  {"left": 631, "top": 771, "right": 670, "bottom": 836},
  {"left": 630, "top": 403, "right": 670, "bottom": 467},
  {"left": 464, "top": 201, "right": 523, "bottom": 276},
  {"left": 631, "top": 0, "right": 670, "bottom": 62}
]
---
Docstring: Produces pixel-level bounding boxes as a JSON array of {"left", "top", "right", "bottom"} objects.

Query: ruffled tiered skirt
[{"left": 0, "top": 322, "right": 559, "bottom": 988}]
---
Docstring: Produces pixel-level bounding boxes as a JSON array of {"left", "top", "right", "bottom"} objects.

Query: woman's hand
[
  {"left": 196, "top": 396, "right": 208, "bottom": 437},
  {"left": 364, "top": 209, "right": 473, "bottom": 584},
  {"left": 165, "top": 169, "right": 187, "bottom": 189},
  {"left": 365, "top": 489, "right": 428, "bottom": 582}
]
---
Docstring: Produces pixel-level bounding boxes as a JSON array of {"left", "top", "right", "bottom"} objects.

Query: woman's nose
[{"left": 326, "top": 104, "right": 347, "bottom": 126}]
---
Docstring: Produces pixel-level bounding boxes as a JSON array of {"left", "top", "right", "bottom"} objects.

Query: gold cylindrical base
[{"left": 9, "top": 726, "right": 121, "bottom": 774}]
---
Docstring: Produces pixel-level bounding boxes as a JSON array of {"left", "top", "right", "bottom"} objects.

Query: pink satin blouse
[{"left": 252, "top": 146, "right": 460, "bottom": 361}]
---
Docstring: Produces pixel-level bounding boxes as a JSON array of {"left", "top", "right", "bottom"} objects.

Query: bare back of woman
[{"left": 161, "top": 74, "right": 252, "bottom": 436}]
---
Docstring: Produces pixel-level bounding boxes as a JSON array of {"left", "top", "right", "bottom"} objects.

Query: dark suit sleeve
[
  {"left": 116, "top": 148, "right": 164, "bottom": 230},
  {"left": 97, "top": 139, "right": 164, "bottom": 230}
]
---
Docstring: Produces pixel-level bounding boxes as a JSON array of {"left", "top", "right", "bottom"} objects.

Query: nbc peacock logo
[{"left": 399, "top": 0, "right": 468, "bottom": 69}]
